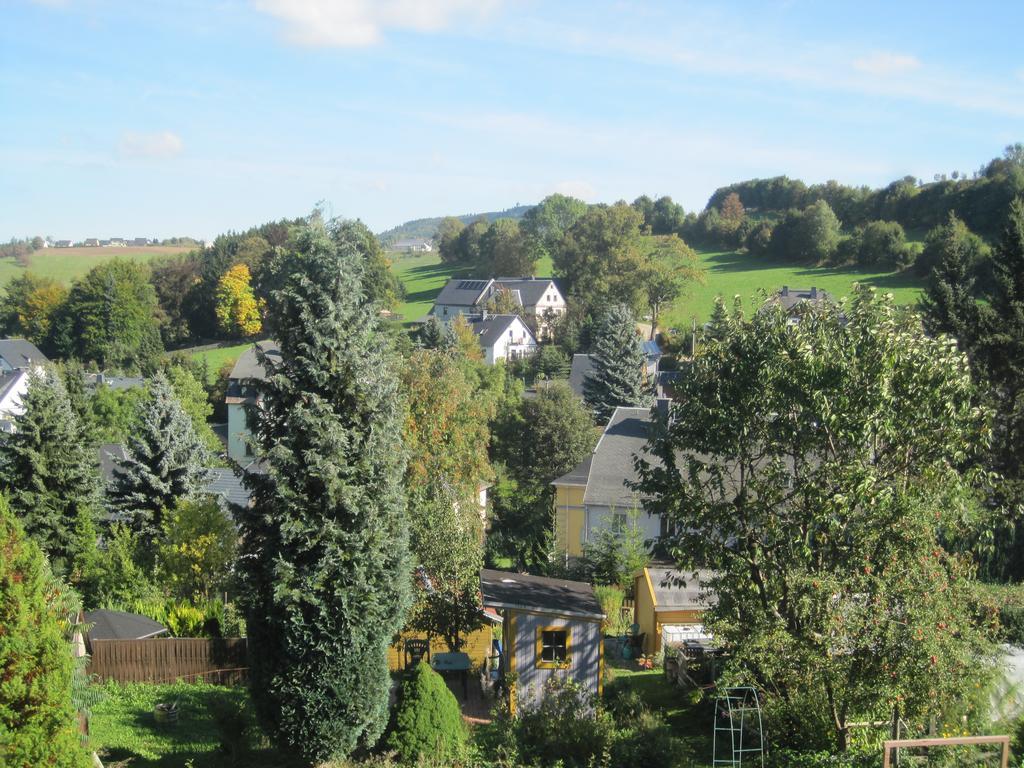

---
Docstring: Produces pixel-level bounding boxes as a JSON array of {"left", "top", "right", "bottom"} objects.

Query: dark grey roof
[
  {"left": 765, "top": 286, "right": 835, "bottom": 313},
  {"left": 480, "top": 569, "right": 604, "bottom": 620},
  {"left": 228, "top": 340, "right": 280, "bottom": 382},
  {"left": 568, "top": 354, "right": 594, "bottom": 398},
  {"left": 205, "top": 467, "right": 251, "bottom": 508},
  {"left": 647, "top": 566, "right": 716, "bottom": 611},
  {"left": 493, "top": 277, "right": 559, "bottom": 307},
  {"left": 0, "top": 339, "right": 47, "bottom": 369},
  {"left": 553, "top": 454, "right": 592, "bottom": 486},
  {"left": 469, "top": 314, "right": 534, "bottom": 349},
  {"left": 85, "top": 373, "right": 146, "bottom": 390},
  {"left": 433, "top": 279, "right": 493, "bottom": 307},
  {"left": 84, "top": 609, "right": 167, "bottom": 641},
  {"left": 583, "top": 407, "right": 653, "bottom": 508}
]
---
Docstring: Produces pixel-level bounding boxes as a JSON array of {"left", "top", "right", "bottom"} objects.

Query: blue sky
[{"left": 2, "top": 0, "right": 1023, "bottom": 239}]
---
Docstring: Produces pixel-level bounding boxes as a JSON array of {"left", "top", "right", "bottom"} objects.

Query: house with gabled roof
[
  {"left": 430, "top": 277, "right": 566, "bottom": 335},
  {"left": 468, "top": 313, "right": 538, "bottom": 365},
  {"left": 551, "top": 406, "right": 663, "bottom": 564},
  {"left": 0, "top": 339, "right": 48, "bottom": 373},
  {"left": 224, "top": 340, "right": 281, "bottom": 463}
]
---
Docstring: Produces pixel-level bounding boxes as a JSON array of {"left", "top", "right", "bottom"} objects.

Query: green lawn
[
  {"left": 0, "top": 245, "right": 190, "bottom": 287},
  {"left": 665, "top": 249, "right": 927, "bottom": 329},
  {"left": 88, "top": 681, "right": 299, "bottom": 768},
  {"left": 389, "top": 248, "right": 925, "bottom": 333},
  {"left": 604, "top": 658, "right": 714, "bottom": 768},
  {"left": 187, "top": 342, "right": 252, "bottom": 380}
]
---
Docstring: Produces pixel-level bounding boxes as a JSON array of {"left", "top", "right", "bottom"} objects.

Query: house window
[{"left": 536, "top": 626, "right": 570, "bottom": 668}]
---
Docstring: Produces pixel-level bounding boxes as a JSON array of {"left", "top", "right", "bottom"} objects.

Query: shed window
[{"left": 537, "top": 626, "right": 570, "bottom": 668}]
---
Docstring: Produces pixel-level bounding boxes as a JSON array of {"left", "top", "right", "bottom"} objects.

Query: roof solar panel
[{"left": 457, "top": 280, "right": 487, "bottom": 290}]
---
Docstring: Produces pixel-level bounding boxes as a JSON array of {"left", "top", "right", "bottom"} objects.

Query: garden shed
[
  {"left": 633, "top": 566, "right": 714, "bottom": 655},
  {"left": 480, "top": 568, "right": 605, "bottom": 713}
]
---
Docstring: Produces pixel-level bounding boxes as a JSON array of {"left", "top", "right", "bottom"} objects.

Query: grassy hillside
[
  {"left": 0, "top": 245, "right": 191, "bottom": 287},
  {"left": 664, "top": 249, "right": 926, "bottom": 329},
  {"left": 379, "top": 205, "right": 533, "bottom": 246},
  {"left": 391, "top": 249, "right": 926, "bottom": 330}
]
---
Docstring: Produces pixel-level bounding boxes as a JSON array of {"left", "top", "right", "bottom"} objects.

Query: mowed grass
[
  {"left": 664, "top": 249, "right": 927, "bottom": 329},
  {"left": 390, "top": 246, "right": 925, "bottom": 331},
  {"left": 0, "top": 245, "right": 192, "bottom": 287},
  {"left": 187, "top": 342, "right": 252, "bottom": 380}
]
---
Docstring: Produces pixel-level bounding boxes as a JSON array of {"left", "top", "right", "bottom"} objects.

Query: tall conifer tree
[
  {"left": 238, "top": 217, "right": 410, "bottom": 762},
  {"left": 583, "top": 304, "right": 653, "bottom": 422},
  {"left": 0, "top": 370, "right": 99, "bottom": 576},
  {"left": 107, "top": 373, "right": 211, "bottom": 537},
  {"left": 0, "top": 496, "right": 89, "bottom": 768}
]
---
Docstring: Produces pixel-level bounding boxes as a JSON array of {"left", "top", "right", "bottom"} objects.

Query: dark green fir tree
[
  {"left": 583, "top": 304, "right": 653, "bottom": 422},
  {"left": 237, "top": 217, "right": 410, "bottom": 762},
  {"left": 0, "top": 369, "right": 99, "bottom": 576},
  {"left": 107, "top": 373, "right": 211, "bottom": 537},
  {"left": 919, "top": 213, "right": 986, "bottom": 356}
]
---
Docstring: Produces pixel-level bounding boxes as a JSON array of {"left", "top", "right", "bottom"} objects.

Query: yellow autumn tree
[{"left": 215, "top": 263, "right": 263, "bottom": 337}]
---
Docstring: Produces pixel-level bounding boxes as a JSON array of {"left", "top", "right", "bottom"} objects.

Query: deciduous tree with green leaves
[
  {"left": 637, "top": 287, "right": 995, "bottom": 752},
  {"left": 237, "top": 216, "right": 410, "bottom": 762}
]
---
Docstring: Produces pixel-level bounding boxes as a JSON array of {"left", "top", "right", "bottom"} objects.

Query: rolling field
[
  {"left": 187, "top": 342, "right": 252, "bottom": 380},
  {"left": 390, "top": 248, "right": 926, "bottom": 331},
  {"left": 0, "top": 245, "right": 192, "bottom": 287},
  {"left": 662, "top": 249, "right": 927, "bottom": 329}
]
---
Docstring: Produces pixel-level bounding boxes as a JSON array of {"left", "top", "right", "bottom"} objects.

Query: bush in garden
[
  {"left": 0, "top": 495, "right": 89, "bottom": 768},
  {"left": 387, "top": 662, "right": 466, "bottom": 764},
  {"left": 511, "top": 677, "right": 614, "bottom": 768},
  {"left": 593, "top": 585, "right": 627, "bottom": 636}
]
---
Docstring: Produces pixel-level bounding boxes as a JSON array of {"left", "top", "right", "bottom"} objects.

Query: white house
[
  {"left": 468, "top": 313, "right": 539, "bottom": 365},
  {"left": 0, "top": 371, "right": 31, "bottom": 433},
  {"left": 430, "top": 277, "right": 566, "bottom": 335},
  {"left": 224, "top": 340, "right": 280, "bottom": 463},
  {"left": 391, "top": 238, "right": 433, "bottom": 253}
]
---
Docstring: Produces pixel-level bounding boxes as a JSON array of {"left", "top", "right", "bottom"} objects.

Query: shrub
[
  {"left": 207, "top": 690, "right": 253, "bottom": 765},
  {"left": 510, "top": 677, "right": 614, "bottom": 768},
  {"left": 387, "top": 662, "right": 466, "bottom": 763},
  {"left": 594, "top": 585, "right": 628, "bottom": 636}
]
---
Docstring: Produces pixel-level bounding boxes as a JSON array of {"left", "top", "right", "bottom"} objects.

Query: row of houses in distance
[{"left": 47, "top": 237, "right": 156, "bottom": 248}]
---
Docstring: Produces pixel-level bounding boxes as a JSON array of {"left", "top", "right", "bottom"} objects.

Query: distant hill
[{"left": 377, "top": 205, "right": 534, "bottom": 246}]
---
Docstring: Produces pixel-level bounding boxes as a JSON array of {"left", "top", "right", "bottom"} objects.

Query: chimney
[
  {"left": 481, "top": 309, "right": 488, "bottom": 321},
  {"left": 810, "top": 287, "right": 818, "bottom": 299},
  {"left": 781, "top": 286, "right": 789, "bottom": 297}
]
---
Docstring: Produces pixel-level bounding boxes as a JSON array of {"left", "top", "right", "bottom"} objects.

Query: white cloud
[
  {"left": 119, "top": 131, "right": 184, "bottom": 158},
  {"left": 552, "top": 180, "right": 596, "bottom": 200},
  {"left": 852, "top": 51, "right": 922, "bottom": 76},
  {"left": 252, "top": 0, "right": 499, "bottom": 48}
]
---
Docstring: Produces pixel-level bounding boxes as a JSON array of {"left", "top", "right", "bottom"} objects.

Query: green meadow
[
  {"left": 390, "top": 248, "right": 926, "bottom": 330},
  {"left": 0, "top": 245, "right": 191, "bottom": 287}
]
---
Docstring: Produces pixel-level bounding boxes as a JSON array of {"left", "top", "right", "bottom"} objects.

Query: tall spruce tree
[
  {"left": 920, "top": 213, "right": 987, "bottom": 356},
  {"left": 0, "top": 496, "right": 89, "bottom": 768},
  {"left": 583, "top": 304, "right": 653, "bottom": 422},
  {"left": 237, "top": 217, "right": 410, "bottom": 762},
  {"left": 107, "top": 373, "right": 211, "bottom": 538},
  {"left": 0, "top": 370, "right": 99, "bottom": 576}
]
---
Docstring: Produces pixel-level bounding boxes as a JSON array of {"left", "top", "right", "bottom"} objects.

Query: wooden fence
[{"left": 87, "top": 638, "right": 248, "bottom": 685}]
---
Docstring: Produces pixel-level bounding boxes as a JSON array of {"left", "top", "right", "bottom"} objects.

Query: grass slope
[
  {"left": 0, "top": 245, "right": 191, "bottom": 287},
  {"left": 390, "top": 248, "right": 926, "bottom": 330},
  {"left": 665, "top": 249, "right": 927, "bottom": 329},
  {"left": 187, "top": 342, "right": 252, "bottom": 381}
]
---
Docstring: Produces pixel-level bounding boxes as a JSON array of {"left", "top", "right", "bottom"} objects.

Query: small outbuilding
[
  {"left": 84, "top": 609, "right": 168, "bottom": 642},
  {"left": 481, "top": 568, "right": 605, "bottom": 713},
  {"left": 633, "top": 565, "right": 714, "bottom": 655}
]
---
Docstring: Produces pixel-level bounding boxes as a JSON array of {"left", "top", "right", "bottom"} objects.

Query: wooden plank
[{"left": 882, "top": 735, "right": 1009, "bottom": 768}]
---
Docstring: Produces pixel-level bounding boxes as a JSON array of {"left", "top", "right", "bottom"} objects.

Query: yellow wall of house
[
  {"left": 634, "top": 569, "right": 658, "bottom": 655},
  {"left": 387, "top": 626, "right": 493, "bottom": 672},
  {"left": 552, "top": 483, "right": 586, "bottom": 559},
  {"left": 633, "top": 568, "right": 706, "bottom": 655}
]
